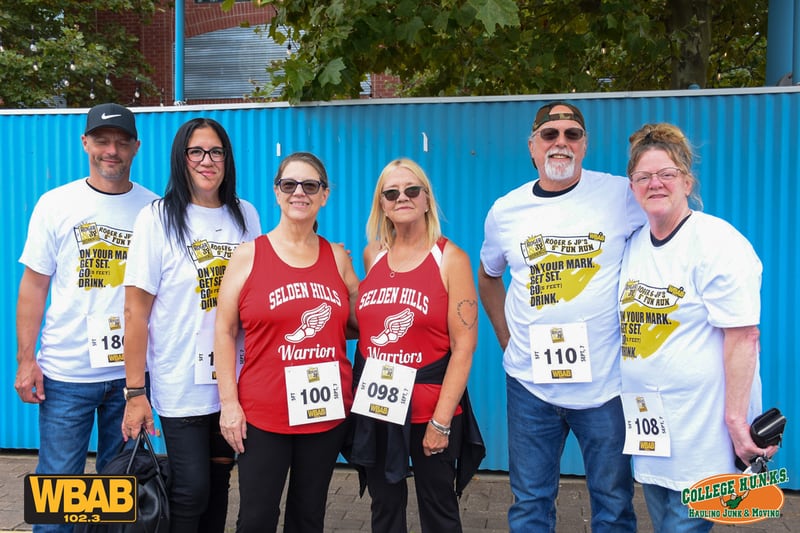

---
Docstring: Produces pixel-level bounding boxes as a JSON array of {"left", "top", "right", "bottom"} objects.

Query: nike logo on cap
[{"left": 101, "top": 113, "right": 122, "bottom": 120}]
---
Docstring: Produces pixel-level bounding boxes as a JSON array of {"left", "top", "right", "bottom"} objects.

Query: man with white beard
[{"left": 478, "top": 102, "right": 646, "bottom": 533}]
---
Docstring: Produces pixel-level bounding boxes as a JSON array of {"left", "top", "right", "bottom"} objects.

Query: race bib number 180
[{"left": 87, "top": 314, "right": 125, "bottom": 368}]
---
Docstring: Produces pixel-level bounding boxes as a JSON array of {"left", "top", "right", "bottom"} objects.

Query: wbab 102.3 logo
[
  {"left": 24, "top": 475, "right": 137, "bottom": 525},
  {"left": 681, "top": 468, "right": 789, "bottom": 524}
]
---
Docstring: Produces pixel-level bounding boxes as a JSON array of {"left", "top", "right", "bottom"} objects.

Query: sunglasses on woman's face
[
  {"left": 381, "top": 185, "right": 424, "bottom": 201},
  {"left": 276, "top": 178, "right": 324, "bottom": 195}
]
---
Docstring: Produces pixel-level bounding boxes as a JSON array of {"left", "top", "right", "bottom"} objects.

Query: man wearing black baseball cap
[
  {"left": 15, "top": 103, "right": 156, "bottom": 517},
  {"left": 478, "top": 101, "right": 645, "bottom": 532},
  {"left": 84, "top": 102, "right": 138, "bottom": 140}
]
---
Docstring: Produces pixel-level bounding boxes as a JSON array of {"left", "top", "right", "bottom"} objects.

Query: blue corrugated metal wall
[{"left": 1, "top": 88, "right": 798, "bottom": 488}]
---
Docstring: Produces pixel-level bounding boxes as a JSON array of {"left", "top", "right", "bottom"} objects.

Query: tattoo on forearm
[{"left": 456, "top": 299, "right": 478, "bottom": 329}]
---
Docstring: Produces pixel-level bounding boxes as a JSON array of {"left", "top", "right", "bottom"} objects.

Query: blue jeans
[
  {"left": 34, "top": 375, "right": 128, "bottom": 533},
  {"left": 643, "top": 484, "right": 714, "bottom": 533},
  {"left": 506, "top": 374, "right": 636, "bottom": 533}
]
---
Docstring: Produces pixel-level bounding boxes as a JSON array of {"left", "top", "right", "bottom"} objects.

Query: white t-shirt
[
  {"left": 125, "top": 200, "right": 261, "bottom": 417},
  {"left": 480, "top": 170, "right": 646, "bottom": 408},
  {"left": 19, "top": 179, "right": 158, "bottom": 383},
  {"left": 619, "top": 211, "right": 762, "bottom": 490}
]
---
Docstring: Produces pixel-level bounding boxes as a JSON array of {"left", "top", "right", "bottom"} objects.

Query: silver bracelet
[{"left": 429, "top": 418, "right": 451, "bottom": 436}]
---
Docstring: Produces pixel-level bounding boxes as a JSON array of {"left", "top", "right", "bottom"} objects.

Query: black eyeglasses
[
  {"left": 276, "top": 178, "right": 324, "bottom": 195},
  {"left": 381, "top": 186, "right": 424, "bottom": 201},
  {"left": 536, "top": 127, "right": 585, "bottom": 142},
  {"left": 185, "top": 147, "right": 226, "bottom": 162}
]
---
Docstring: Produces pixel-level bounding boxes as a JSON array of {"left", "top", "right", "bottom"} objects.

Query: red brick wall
[
  {"left": 185, "top": 0, "right": 274, "bottom": 38},
  {"left": 106, "top": 1, "right": 398, "bottom": 106},
  {"left": 369, "top": 73, "right": 402, "bottom": 99}
]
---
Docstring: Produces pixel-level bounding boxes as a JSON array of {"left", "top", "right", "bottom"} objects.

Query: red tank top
[
  {"left": 356, "top": 237, "right": 458, "bottom": 423},
  {"left": 238, "top": 235, "right": 353, "bottom": 434}
]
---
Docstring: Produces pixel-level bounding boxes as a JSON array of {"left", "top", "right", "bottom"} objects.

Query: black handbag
[
  {"left": 76, "top": 430, "right": 171, "bottom": 533},
  {"left": 735, "top": 407, "right": 787, "bottom": 472}
]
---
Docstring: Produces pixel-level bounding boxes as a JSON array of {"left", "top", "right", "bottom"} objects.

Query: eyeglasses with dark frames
[
  {"left": 629, "top": 167, "right": 683, "bottom": 186},
  {"left": 276, "top": 178, "right": 324, "bottom": 195},
  {"left": 381, "top": 186, "right": 425, "bottom": 201},
  {"left": 536, "top": 127, "right": 586, "bottom": 142},
  {"left": 185, "top": 147, "right": 226, "bottom": 162}
]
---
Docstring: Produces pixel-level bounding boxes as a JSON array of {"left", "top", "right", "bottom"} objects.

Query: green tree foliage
[
  {"left": 225, "top": 0, "right": 767, "bottom": 103},
  {"left": 0, "top": 1, "right": 158, "bottom": 108}
]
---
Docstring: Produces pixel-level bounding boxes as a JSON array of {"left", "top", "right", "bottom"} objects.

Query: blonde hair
[
  {"left": 365, "top": 158, "right": 442, "bottom": 249},
  {"left": 628, "top": 123, "right": 703, "bottom": 210}
]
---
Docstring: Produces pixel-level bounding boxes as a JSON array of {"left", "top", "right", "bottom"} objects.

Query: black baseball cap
[
  {"left": 84, "top": 103, "right": 137, "bottom": 139},
  {"left": 532, "top": 101, "right": 586, "bottom": 132}
]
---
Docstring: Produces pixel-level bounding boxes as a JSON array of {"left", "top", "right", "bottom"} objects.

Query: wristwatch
[{"left": 123, "top": 386, "right": 146, "bottom": 401}]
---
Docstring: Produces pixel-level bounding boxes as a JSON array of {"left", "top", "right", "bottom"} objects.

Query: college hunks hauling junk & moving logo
[{"left": 682, "top": 468, "right": 789, "bottom": 524}]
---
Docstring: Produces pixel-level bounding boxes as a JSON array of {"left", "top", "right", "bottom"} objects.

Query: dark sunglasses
[
  {"left": 537, "top": 127, "right": 585, "bottom": 142},
  {"left": 381, "top": 185, "right": 424, "bottom": 201},
  {"left": 276, "top": 178, "right": 324, "bottom": 195}
]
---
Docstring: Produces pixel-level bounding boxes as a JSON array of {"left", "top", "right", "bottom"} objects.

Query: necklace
[{"left": 387, "top": 246, "right": 427, "bottom": 278}]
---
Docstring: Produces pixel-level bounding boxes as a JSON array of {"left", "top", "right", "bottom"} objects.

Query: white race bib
[
  {"left": 194, "top": 329, "right": 245, "bottom": 384},
  {"left": 621, "top": 392, "right": 671, "bottom": 457},
  {"left": 529, "top": 322, "right": 592, "bottom": 383},
  {"left": 87, "top": 314, "right": 125, "bottom": 368},
  {"left": 285, "top": 361, "right": 345, "bottom": 426},
  {"left": 351, "top": 357, "right": 417, "bottom": 425}
]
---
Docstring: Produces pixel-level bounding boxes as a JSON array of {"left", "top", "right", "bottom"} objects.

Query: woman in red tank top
[
  {"left": 348, "top": 158, "right": 484, "bottom": 533},
  {"left": 214, "top": 152, "right": 359, "bottom": 533}
]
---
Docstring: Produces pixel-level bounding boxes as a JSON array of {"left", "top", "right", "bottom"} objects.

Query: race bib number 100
[{"left": 285, "top": 361, "right": 345, "bottom": 426}]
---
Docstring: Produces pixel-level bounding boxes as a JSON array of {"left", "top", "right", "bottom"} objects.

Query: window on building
[{"left": 183, "top": 25, "right": 370, "bottom": 100}]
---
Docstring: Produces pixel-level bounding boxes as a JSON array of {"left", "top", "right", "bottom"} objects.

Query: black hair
[{"left": 161, "top": 118, "right": 248, "bottom": 245}]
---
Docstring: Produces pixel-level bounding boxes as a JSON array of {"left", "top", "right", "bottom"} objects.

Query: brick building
[{"left": 115, "top": 0, "right": 397, "bottom": 106}]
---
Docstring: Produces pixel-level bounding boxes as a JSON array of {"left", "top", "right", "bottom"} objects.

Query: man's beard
[
  {"left": 94, "top": 158, "right": 129, "bottom": 181},
  {"left": 543, "top": 148, "right": 576, "bottom": 182}
]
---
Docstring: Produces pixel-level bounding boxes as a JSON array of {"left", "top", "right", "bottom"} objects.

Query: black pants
[
  {"left": 236, "top": 422, "right": 348, "bottom": 533},
  {"left": 365, "top": 415, "right": 464, "bottom": 533},
  {"left": 160, "top": 412, "right": 234, "bottom": 533}
]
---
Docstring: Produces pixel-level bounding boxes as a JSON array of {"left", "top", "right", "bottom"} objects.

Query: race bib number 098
[{"left": 351, "top": 358, "right": 416, "bottom": 425}]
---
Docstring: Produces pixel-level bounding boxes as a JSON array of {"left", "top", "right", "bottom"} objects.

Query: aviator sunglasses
[
  {"left": 276, "top": 178, "right": 324, "bottom": 194},
  {"left": 381, "top": 185, "right": 424, "bottom": 201},
  {"left": 536, "top": 127, "right": 586, "bottom": 142}
]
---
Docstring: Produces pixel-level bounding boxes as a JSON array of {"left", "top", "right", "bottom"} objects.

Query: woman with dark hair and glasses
[
  {"left": 122, "top": 117, "right": 261, "bottom": 532},
  {"left": 346, "top": 158, "right": 485, "bottom": 533},
  {"left": 619, "top": 123, "right": 777, "bottom": 532},
  {"left": 214, "top": 151, "right": 359, "bottom": 532}
]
